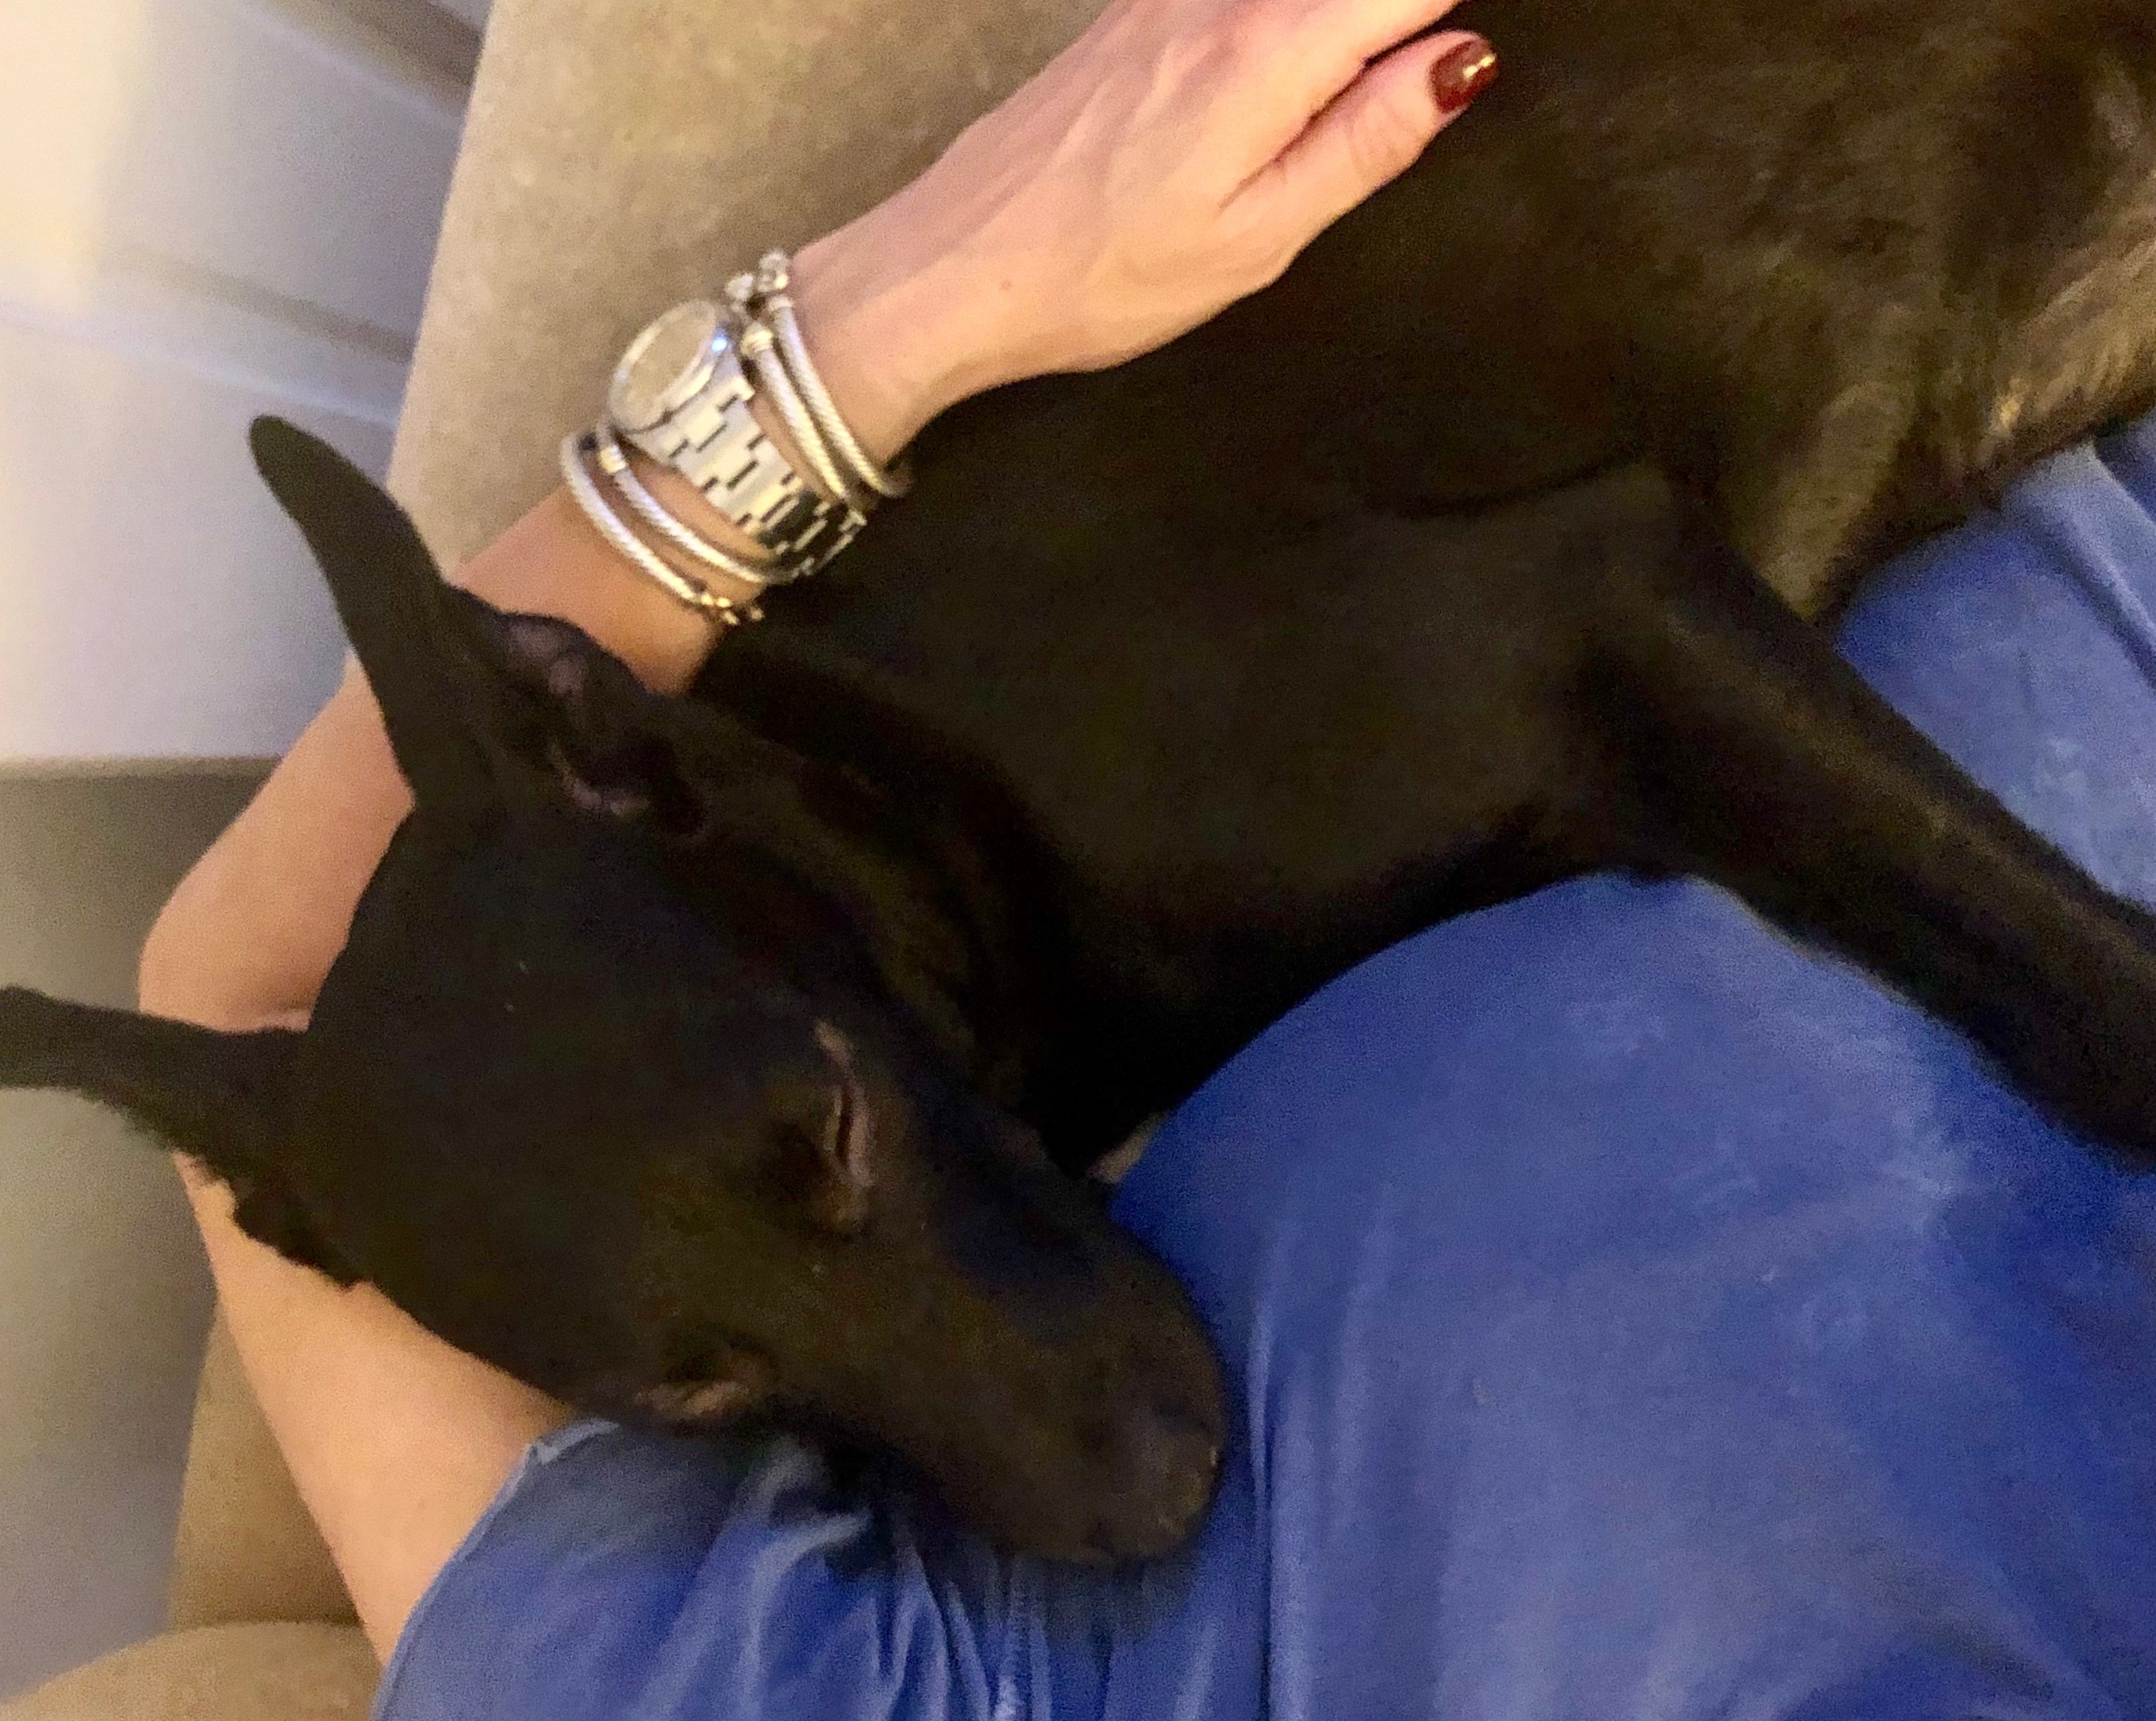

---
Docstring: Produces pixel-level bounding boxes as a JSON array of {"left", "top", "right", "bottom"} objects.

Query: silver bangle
[
  {"left": 558, "top": 433, "right": 759, "bottom": 628},
  {"left": 590, "top": 423, "right": 779, "bottom": 591},
  {"left": 728, "top": 251, "right": 913, "bottom": 501},
  {"left": 767, "top": 294, "right": 913, "bottom": 500}
]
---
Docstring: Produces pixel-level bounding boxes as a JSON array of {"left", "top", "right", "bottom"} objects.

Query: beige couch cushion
[
  {"left": 166, "top": 1316, "right": 356, "bottom": 1633},
  {"left": 0, "top": 1625, "right": 375, "bottom": 1721}
]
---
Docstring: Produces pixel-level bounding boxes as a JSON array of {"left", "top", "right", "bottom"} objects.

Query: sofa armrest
[
  {"left": 165, "top": 1316, "right": 355, "bottom": 1635},
  {"left": 0, "top": 1624, "right": 375, "bottom": 1721}
]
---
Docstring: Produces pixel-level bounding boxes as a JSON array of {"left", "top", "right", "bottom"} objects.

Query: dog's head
[{"left": 0, "top": 419, "right": 1223, "bottom": 1563}]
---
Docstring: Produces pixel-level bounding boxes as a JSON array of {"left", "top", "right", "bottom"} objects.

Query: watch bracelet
[
  {"left": 591, "top": 423, "right": 780, "bottom": 590},
  {"left": 613, "top": 309, "right": 861, "bottom": 583}
]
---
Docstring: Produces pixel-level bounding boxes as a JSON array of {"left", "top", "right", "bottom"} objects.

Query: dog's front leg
[{"left": 1592, "top": 536, "right": 2156, "bottom": 1165}]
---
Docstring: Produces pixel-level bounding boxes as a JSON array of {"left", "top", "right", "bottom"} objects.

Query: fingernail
[{"left": 1431, "top": 36, "right": 1498, "bottom": 116}]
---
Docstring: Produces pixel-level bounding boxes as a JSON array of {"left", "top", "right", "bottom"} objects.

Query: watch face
[{"left": 609, "top": 300, "right": 723, "bottom": 432}]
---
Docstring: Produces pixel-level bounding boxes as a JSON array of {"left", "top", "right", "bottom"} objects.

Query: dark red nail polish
[{"left": 1432, "top": 36, "right": 1498, "bottom": 116}]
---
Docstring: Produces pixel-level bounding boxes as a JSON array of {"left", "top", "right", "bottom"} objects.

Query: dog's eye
[
  {"left": 758, "top": 1066, "right": 871, "bottom": 1237},
  {"left": 762, "top": 1078, "right": 837, "bottom": 1165},
  {"left": 822, "top": 1080, "right": 852, "bottom": 1170},
  {"left": 759, "top": 1083, "right": 845, "bottom": 1175},
  {"left": 544, "top": 733, "right": 712, "bottom": 842}
]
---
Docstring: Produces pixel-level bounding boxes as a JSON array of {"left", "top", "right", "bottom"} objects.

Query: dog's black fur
[{"left": 10, "top": 0, "right": 2156, "bottom": 1562}]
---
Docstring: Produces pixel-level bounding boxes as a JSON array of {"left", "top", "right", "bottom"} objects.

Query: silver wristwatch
[{"left": 606, "top": 299, "right": 860, "bottom": 580}]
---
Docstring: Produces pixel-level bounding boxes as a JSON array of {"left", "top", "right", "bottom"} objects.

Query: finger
[
  {"left": 1288, "top": 0, "right": 1475, "bottom": 93},
  {"left": 1229, "top": 31, "right": 1494, "bottom": 244},
  {"left": 1206, "top": 0, "right": 1472, "bottom": 171}
]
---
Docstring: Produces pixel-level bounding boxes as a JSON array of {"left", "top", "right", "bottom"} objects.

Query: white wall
[
  {"left": 0, "top": 0, "right": 468, "bottom": 763},
  {"left": 0, "top": 0, "right": 477, "bottom": 1694}
]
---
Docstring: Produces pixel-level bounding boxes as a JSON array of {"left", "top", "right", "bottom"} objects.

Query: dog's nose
[{"left": 1086, "top": 1394, "right": 1224, "bottom": 1562}]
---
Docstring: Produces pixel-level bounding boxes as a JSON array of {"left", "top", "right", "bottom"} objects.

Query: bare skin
[{"left": 136, "top": 0, "right": 1496, "bottom": 1661}]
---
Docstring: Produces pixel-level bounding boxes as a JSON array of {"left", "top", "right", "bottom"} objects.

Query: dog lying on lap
[{"left": 8, "top": 0, "right": 2156, "bottom": 1562}]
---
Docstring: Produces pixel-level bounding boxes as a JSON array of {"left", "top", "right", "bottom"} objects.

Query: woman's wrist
[
  {"left": 572, "top": 221, "right": 991, "bottom": 620},
  {"left": 789, "top": 206, "right": 1022, "bottom": 465},
  {"left": 463, "top": 487, "right": 735, "bottom": 696},
  {"left": 582, "top": 0, "right": 1501, "bottom": 630}
]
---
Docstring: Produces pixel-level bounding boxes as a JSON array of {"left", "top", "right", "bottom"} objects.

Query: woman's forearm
[
  {"left": 136, "top": 484, "right": 734, "bottom": 1659},
  {"left": 129, "top": 221, "right": 1082, "bottom": 1661}
]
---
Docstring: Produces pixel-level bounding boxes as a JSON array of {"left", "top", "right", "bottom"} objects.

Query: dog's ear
[
  {"left": 249, "top": 417, "right": 712, "bottom": 836},
  {"left": 0, "top": 986, "right": 354, "bottom": 1281},
  {"left": 250, "top": 417, "right": 505, "bottom": 809}
]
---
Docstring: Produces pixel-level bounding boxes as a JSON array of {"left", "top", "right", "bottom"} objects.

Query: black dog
[{"left": 10, "top": 0, "right": 2156, "bottom": 1563}]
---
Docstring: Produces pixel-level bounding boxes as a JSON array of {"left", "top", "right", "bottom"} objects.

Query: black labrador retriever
[{"left": 8, "top": 0, "right": 2156, "bottom": 1563}]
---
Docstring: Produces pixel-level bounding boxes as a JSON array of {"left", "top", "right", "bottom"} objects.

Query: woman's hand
[
  {"left": 790, "top": 0, "right": 1495, "bottom": 461},
  {"left": 624, "top": 0, "right": 1493, "bottom": 596}
]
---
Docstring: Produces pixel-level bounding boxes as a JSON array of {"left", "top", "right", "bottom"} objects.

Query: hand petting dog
[{"left": 788, "top": 0, "right": 1497, "bottom": 463}]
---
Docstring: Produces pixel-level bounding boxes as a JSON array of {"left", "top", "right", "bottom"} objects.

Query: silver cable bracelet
[
  {"left": 734, "top": 317, "right": 878, "bottom": 516},
  {"left": 558, "top": 432, "right": 761, "bottom": 628},
  {"left": 590, "top": 423, "right": 780, "bottom": 592},
  {"left": 728, "top": 251, "right": 913, "bottom": 502}
]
